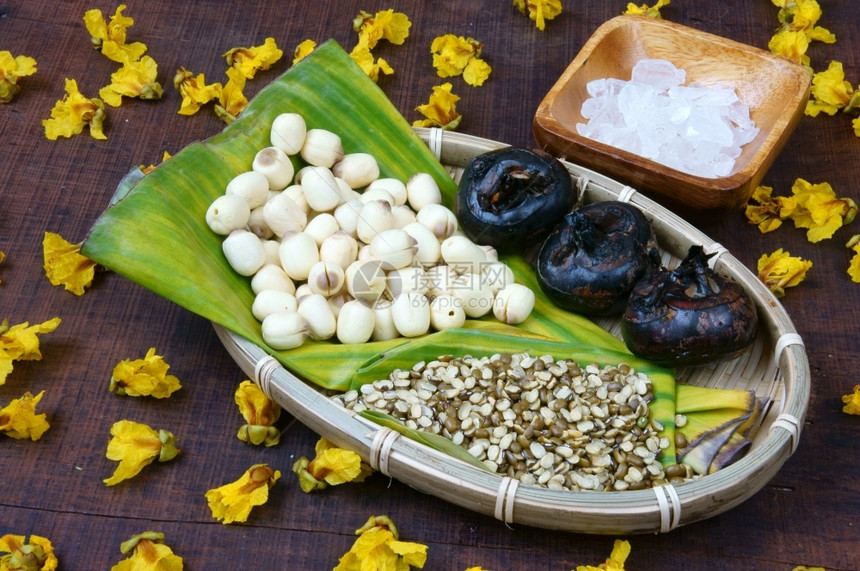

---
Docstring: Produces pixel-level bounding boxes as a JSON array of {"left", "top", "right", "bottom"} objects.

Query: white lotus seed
[
  {"left": 391, "top": 204, "right": 417, "bottom": 228},
  {"left": 430, "top": 294, "right": 466, "bottom": 331},
  {"left": 262, "top": 192, "right": 307, "bottom": 238},
  {"left": 367, "top": 228, "right": 417, "bottom": 269},
  {"left": 356, "top": 199, "right": 396, "bottom": 244},
  {"left": 247, "top": 205, "right": 273, "bottom": 239},
  {"left": 222, "top": 229, "right": 266, "bottom": 276},
  {"left": 306, "top": 260, "right": 345, "bottom": 297},
  {"left": 252, "top": 146, "right": 295, "bottom": 191},
  {"left": 319, "top": 230, "right": 358, "bottom": 270},
  {"left": 270, "top": 112, "right": 307, "bottom": 155},
  {"left": 391, "top": 292, "right": 431, "bottom": 337},
  {"left": 371, "top": 305, "right": 399, "bottom": 341},
  {"left": 300, "top": 128, "right": 344, "bottom": 168},
  {"left": 366, "top": 178, "right": 407, "bottom": 205},
  {"left": 301, "top": 166, "right": 343, "bottom": 212},
  {"left": 251, "top": 264, "right": 296, "bottom": 295},
  {"left": 336, "top": 300, "right": 375, "bottom": 344},
  {"left": 333, "top": 199, "right": 363, "bottom": 238},
  {"left": 406, "top": 172, "right": 442, "bottom": 211},
  {"left": 440, "top": 235, "right": 488, "bottom": 275},
  {"left": 252, "top": 289, "right": 298, "bottom": 321},
  {"left": 451, "top": 273, "right": 494, "bottom": 318},
  {"left": 261, "top": 310, "right": 307, "bottom": 350},
  {"left": 278, "top": 231, "right": 319, "bottom": 281},
  {"left": 332, "top": 152, "right": 380, "bottom": 189},
  {"left": 402, "top": 221, "right": 441, "bottom": 266},
  {"left": 304, "top": 212, "right": 340, "bottom": 245},
  {"left": 206, "top": 194, "right": 251, "bottom": 235},
  {"left": 415, "top": 203, "right": 457, "bottom": 240},
  {"left": 297, "top": 293, "right": 337, "bottom": 340},
  {"left": 226, "top": 170, "right": 270, "bottom": 209},
  {"left": 493, "top": 283, "right": 536, "bottom": 325}
]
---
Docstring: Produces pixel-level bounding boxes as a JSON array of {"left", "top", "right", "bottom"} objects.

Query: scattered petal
[
  {"left": 757, "top": 248, "right": 812, "bottom": 297},
  {"left": 430, "top": 35, "right": 491, "bottom": 86},
  {"left": 0, "top": 391, "right": 51, "bottom": 441},
  {"left": 0, "top": 51, "right": 38, "bottom": 103},
  {"left": 767, "top": 29, "right": 810, "bottom": 70},
  {"left": 292, "top": 40, "right": 317, "bottom": 65},
  {"left": 842, "top": 385, "right": 860, "bottom": 415},
  {"left": 223, "top": 37, "right": 283, "bottom": 80},
  {"left": 352, "top": 9, "right": 412, "bottom": 49},
  {"left": 575, "top": 539, "right": 631, "bottom": 571},
  {"left": 846, "top": 234, "right": 860, "bottom": 283},
  {"left": 214, "top": 66, "right": 248, "bottom": 124},
  {"left": 111, "top": 531, "right": 183, "bottom": 571},
  {"left": 788, "top": 178, "right": 856, "bottom": 243},
  {"left": 104, "top": 420, "right": 180, "bottom": 486},
  {"left": 234, "top": 380, "right": 281, "bottom": 446},
  {"left": 173, "top": 67, "right": 221, "bottom": 116},
  {"left": 513, "top": 0, "right": 563, "bottom": 31},
  {"left": 42, "top": 79, "right": 107, "bottom": 140},
  {"left": 350, "top": 38, "right": 394, "bottom": 83},
  {"left": 83, "top": 4, "right": 147, "bottom": 63},
  {"left": 42, "top": 231, "right": 97, "bottom": 295},
  {"left": 99, "top": 55, "right": 164, "bottom": 107},
  {"left": 623, "top": 0, "right": 670, "bottom": 18},
  {"left": 413, "top": 82, "right": 462, "bottom": 130},
  {"left": 109, "top": 347, "right": 182, "bottom": 398},
  {"left": 292, "top": 437, "right": 367, "bottom": 493},
  {"left": 0, "top": 317, "right": 61, "bottom": 386},
  {"left": 0, "top": 534, "right": 58, "bottom": 570},
  {"left": 334, "top": 515, "right": 427, "bottom": 571},
  {"left": 205, "top": 464, "right": 280, "bottom": 524}
]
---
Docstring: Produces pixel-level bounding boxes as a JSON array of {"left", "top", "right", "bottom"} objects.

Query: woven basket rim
[{"left": 215, "top": 128, "right": 810, "bottom": 534}]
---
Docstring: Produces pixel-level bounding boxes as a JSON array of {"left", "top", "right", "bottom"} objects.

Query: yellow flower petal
[
  {"left": 42, "top": 231, "right": 97, "bottom": 295},
  {"left": 223, "top": 37, "right": 283, "bottom": 80},
  {"left": 842, "top": 384, "right": 860, "bottom": 415},
  {"left": 99, "top": 55, "right": 163, "bottom": 107},
  {"left": 205, "top": 464, "right": 280, "bottom": 524},
  {"left": 846, "top": 234, "right": 860, "bottom": 283},
  {"left": 0, "top": 534, "right": 59, "bottom": 571},
  {"left": 623, "top": 0, "right": 670, "bottom": 18},
  {"left": 757, "top": 248, "right": 812, "bottom": 297},
  {"left": 42, "top": 79, "right": 107, "bottom": 140},
  {"left": 83, "top": 4, "right": 147, "bottom": 63},
  {"left": 513, "top": 0, "right": 563, "bottom": 31},
  {"left": 430, "top": 35, "right": 485, "bottom": 80},
  {"left": 0, "top": 317, "right": 61, "bottom": 386},
  {"left": 292, "top": 40, "right": 317, "bottom": 65},
  {"left": 768, "top": 29, "right": 810, "bottom": 69},
  {"left": 234, "top": 380, "right": 281, "bottom": 446},
  {"left": 104, "top": 420, "right": 180, "bottom": 486},
  {"left": 0, "top": 390, "right": 51, "bottom": 441},
  {"left": 788, "top": 178, "right": 856, "bottom": 243},
  {"left": 0, "top": 51, "right": 38, "bottom": 103},
  {"left": 214, "top": 66, "right": 248, "bottom": 124},
  {"left": 173, "top": 67, "right": 221, "bottom": 116},
  {"left": 413, "top": 82, "right": 462, "bottom": 130},
  {"left": 576, "top": 539, "right": 631, "bottom": 571},
  {"left": 349, "top": 40, "right": 394, "bottom": 83},
  {"left": 111, "top": 531, "right": 183, "bottom": 571},
  {"left": 109, "top": 347, "right": 182, "bottom": 398},
  {"left": 334, "top": 516, "right": 427, "bottom": 571},
  {"left": 292, "top": 437, "right": 367, "bottom": 492},
  {"left": 352, "top": 9, "right": 412, "bottom": 49}
]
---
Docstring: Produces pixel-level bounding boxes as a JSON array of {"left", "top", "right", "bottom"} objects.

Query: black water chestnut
[
  {"left": 621, "top": 245, "right": 759, "bottom": 367},
  {"left": 536, "top": 201, "right": 661, "bottom": 316},
  {"left": 455, "top": 146, "right": 574, "bottom": 253}
]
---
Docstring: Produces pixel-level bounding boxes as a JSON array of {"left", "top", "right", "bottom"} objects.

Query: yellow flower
[
  {"left": 140, "top": 151, "right": 172, "bottom": 175},
  {"left": 413, "top": 82, "right": 462, "bottom": 130},
  {"left": 846, "top": 234, "right": 860, "bottom": 283},
  {"left": 99, "top": 55, "right": 163, "bottom": 108},
  {"left": 109, "top": 347, "right": 182, "bottom": 398},
  {"left": 792, "top": 567, "right": 826, "bottom": 571},
  {"left": 513, "top": 0, "right": 563, "bottom": 31},
  {"left": 42, "top": 79, "right": 107, "bottom": 140},
  {"left": 42, "top": 231, "right": 97, "bottom": 295},
  {"left": 772, "top": 0, "right": 835, "bottom": 44},
  {"left": 349, "top": 39, "right": 394, "bottom": 83},
  {"left": 0, "top": 251, "right": 5, "bottom": 284},
  {"left": 334, "top": 515, "right": 428, "bottom": 571},
  {"left": 292, "top": 437, "right": 368, "bottom": 493},
  {"left": 623, "top": 0, "right": 670, "bottom": 18},
  {"left": 223, "top": 37, "right": 283, "bottom": 80},
  {"left": 0, "top": 391, "right": 51, "bottom": 441},
  {"left": 103, "top": 420, "right": 180, "bottom": 486},
  {"left": 83, "top": 4, "right": 147, "bottom": 63},
  {"left": 805, "top": 61, "right": 857, "bottom": 117},
  {"left": 757, "top": 248, "right": 812, "bottom": 297},
  {"left": 842, "top": 384, "right": 860, "bottom": 415},
  {"left": 788, "top": 178, "right": 857, "bottom": 243},
  {"left": 214, "top": 67, "right": 248, "bottom": 124},
  {"left": 292, "top": 40, "right": 317, "bottom": 65},
  {"left": 352, "top": 9, "right": 412, "bottom": 49},
  {"left": 0, "top": 51, "right": 37, "bottom": 103},
  {"left": 111, "top": 531, "right": 183, "bottom": 571},
  {"left": 0, "top": 317, "right": 61, "bottom": 386},
  {"left": 430, "top": 35, "right": 491, "bottom": 87},
  {"left": 744, "top": 185, "right": 796, "bottom": 233},
  {"left": 574, "top": 539, "right": 631, "bottom": 571},
  {"left": 205, "top": 463, "right": 281, "bottom": 524},
  {"left": 234, "top": 380, "right": 281, "bottom": 446},
  {"left": 173, "top": 67, "right": 221, "bottom": 116},
  {"left": 0, "top": 534, "right": 58, "bottom": 571},
  {"left": 767, "top": 29, "right": 810, "bottom": 69}
]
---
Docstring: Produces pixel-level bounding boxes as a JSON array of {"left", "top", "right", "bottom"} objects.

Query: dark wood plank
[{"left": 2, "top": 1, "right": 859, "bottom": 569}]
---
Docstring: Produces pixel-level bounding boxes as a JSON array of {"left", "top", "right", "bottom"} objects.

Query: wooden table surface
[{"left": 3, "top": 1, "right": 859, "bottom": 569}]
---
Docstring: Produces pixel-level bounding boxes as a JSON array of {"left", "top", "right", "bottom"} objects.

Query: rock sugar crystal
[{"left": 576, "top": 59, "right": 759, "bottom": 179}]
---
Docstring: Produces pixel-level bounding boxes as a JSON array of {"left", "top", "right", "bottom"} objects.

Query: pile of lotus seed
[{"left": 205, "top": 112, "right": 537, "bottom": 350}]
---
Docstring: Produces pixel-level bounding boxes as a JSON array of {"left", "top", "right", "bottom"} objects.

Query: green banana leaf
[{"left": 82, "top": 40, "right": 683, "bottom": 464}]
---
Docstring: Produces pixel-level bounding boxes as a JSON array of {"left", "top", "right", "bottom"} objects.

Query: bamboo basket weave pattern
[{"left": 214, "top": 129, "right": 810, "bottom": 535}]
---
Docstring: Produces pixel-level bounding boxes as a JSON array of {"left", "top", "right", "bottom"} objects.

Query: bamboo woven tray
[{"left": 214, "top": 128, "right": 810, "bottom": 535}]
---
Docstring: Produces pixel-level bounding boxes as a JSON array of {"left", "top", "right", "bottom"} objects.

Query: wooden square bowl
[{"left": 533, "top": 15, "right": 811, "bottom": 220}]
